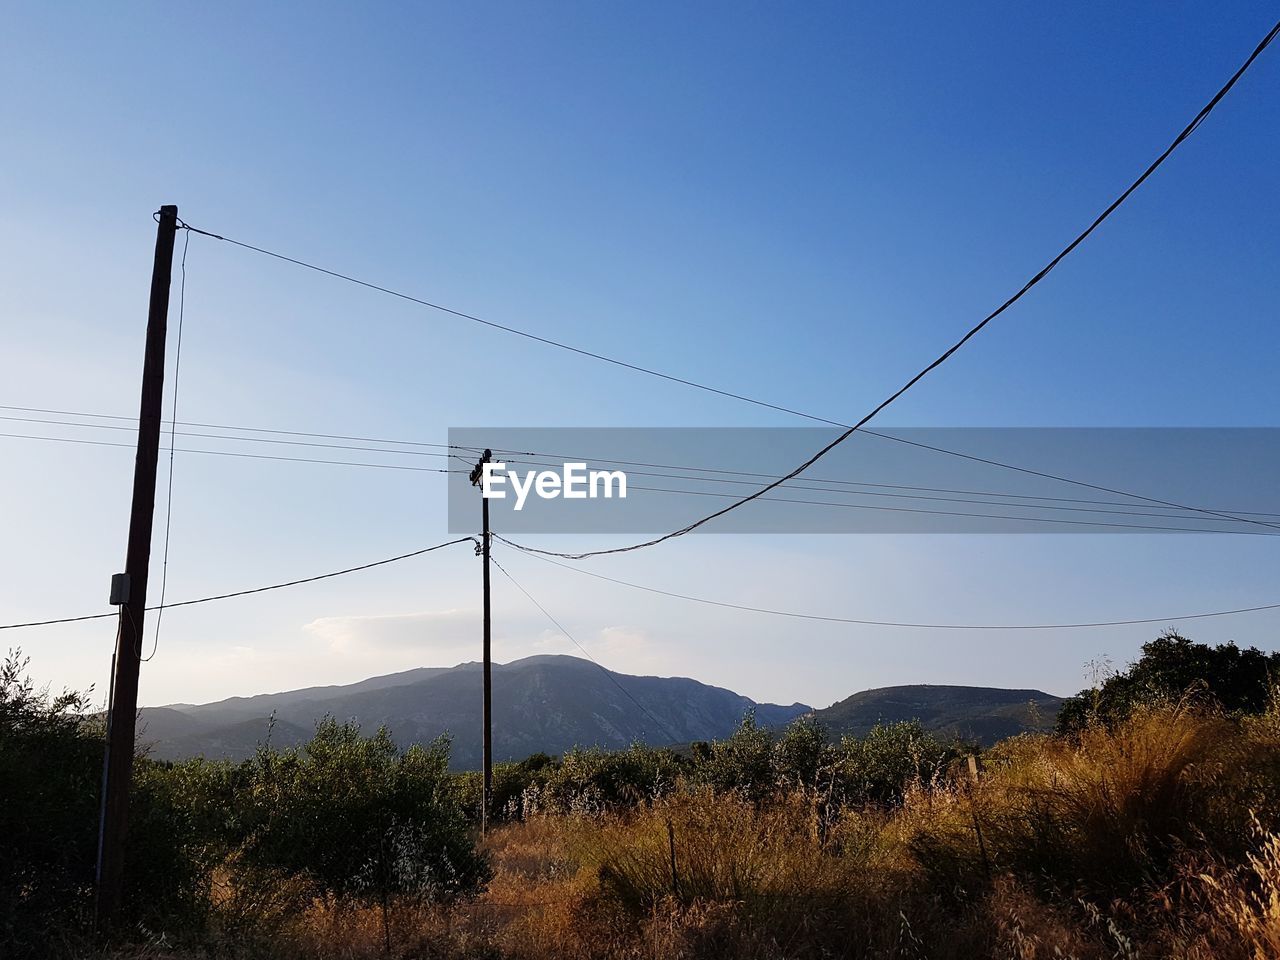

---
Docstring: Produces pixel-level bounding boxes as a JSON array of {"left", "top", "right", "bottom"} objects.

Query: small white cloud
[
  {"left": 304, "top": 608, "right": 478, "bottom": 657},
  {"left": 539, "top": 625, "right": 666, "bottom": 674},
  {"left": 596, "top": 626, "right": 650, "bottom": 653}
]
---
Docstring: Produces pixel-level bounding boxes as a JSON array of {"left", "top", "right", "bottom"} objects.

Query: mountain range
[{"left": 137, "top": 655, "right": 1064, "bottom": 767}]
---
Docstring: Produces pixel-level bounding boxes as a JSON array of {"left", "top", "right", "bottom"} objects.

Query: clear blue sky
[{"left": 2, "top": 3, "right": 1277, "bottom": 711}]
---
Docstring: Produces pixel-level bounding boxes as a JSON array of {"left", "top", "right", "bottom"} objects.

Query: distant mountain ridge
[
  {"left": 138, "top": 658, "right": 1063, "bottom": 768},
  {"left": 812, "top": 684, "right": 1063, "bottom": 743},
  {"left": 139, "top": 655, "right": 811, "bottom": 768}
]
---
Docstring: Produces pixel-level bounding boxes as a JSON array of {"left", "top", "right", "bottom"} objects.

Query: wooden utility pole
[
  {"left": 95, "top": 204, "right": 179, "bottom": 927},
  {"left": 468, "top": 449, "right": 494, "bottom": 831}
]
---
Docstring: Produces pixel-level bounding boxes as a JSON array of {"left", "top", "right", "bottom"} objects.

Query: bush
[
  {"left": 0, "top": 650, "right": 222, "bottom": 956},
  {"left": 1057, "top": 631, "right": 1280, "bottom": 732},
  {"left": 0, "top": 651, "right": 102, "bottom": 954},
  {"left": 835, "top": 720, "right": 957, "bottom": 807},
  {"left": 770, "top": 714, "right": 832, "bottom": 792},
  {"left": 457, "top": 751, "right": 556, "bottom": 822},
  {"left": 535, "top": 743, "right": 687, "bottom": 813},
  {"left": 691, "top": 710, "right": 776, "bottom": 802},
  {"left": 236, "top": 717, "right": 490, "bottom": 908}
]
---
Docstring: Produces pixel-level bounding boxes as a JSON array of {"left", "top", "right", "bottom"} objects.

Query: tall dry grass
[
  {"left": 103, "top": 702, "right": 1280, "bottom": 959},
  {"left": 904, "top": 703, "right": 1243, "bottom": 901}
]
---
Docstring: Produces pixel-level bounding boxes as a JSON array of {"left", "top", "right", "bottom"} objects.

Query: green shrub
[
  {"left": 691, "top": 710, "right": 776, "bottom": 802},
  {"left": 0, "top": 650, "right": 224, "bottom": 955},
  {"left": 457, "top": 751, "right": 556, "bottom": 821},
  {"left": 1057, "top": 631, "right": 1280, "bottom": 733},
  {"left": 536, "top": 743, "right": 687, "bottom": 813},
  {"left": 770, "top": 715, "right": 832, "bottom": 792},
  {"left": 834, "top": 720, "right": 956, "bottom": 807},
  {"left": 236, "top": 717, "right": 489, "bottom": 906},
  {"left": 0, "top": 651, "right": 102, "bottom": 954}
]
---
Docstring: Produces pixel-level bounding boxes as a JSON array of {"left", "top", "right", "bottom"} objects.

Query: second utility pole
[{"left": 468, "top": 449, "right": 493, "bottom": 832}]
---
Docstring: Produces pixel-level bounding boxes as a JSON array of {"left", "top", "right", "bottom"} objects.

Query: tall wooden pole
[
  {"left": 96, "top": 204, "right": 178, "bottom": 927},
  {"left": 468, "top": 449, "right": 494, "bottom": 832},
  {"left": 481, "top": 476, "right": 492, "bottom": 831}
]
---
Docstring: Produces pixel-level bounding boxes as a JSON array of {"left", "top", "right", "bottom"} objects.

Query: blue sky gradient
[{"left": 2, "top": 3, "right": 1277, "bottom": 710}]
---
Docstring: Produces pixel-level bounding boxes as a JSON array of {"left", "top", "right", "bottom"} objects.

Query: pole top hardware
[{"left": 468, "top": 448, "right": 493, "bottom": 486}]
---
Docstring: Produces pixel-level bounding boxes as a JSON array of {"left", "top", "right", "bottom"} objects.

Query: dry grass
[
  {"left": 903, "top": 704, "right": 1240, "bottom": 900},
  {"left": 103, "top": 703, "right": 1280, "bottom": 959}
]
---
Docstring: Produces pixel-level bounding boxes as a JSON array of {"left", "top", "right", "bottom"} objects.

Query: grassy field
[
  {"left": 6, "top": 637, "right": 1280, "bottom": 959},
  {"left": 97, "top": 702, "right": 1280, "bottom": 960}
]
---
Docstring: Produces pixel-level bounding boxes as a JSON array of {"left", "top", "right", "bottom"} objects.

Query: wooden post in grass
[
  {"left": 666, "top": 818, "right": 679, "bottom": 899},
  {"left": 966, "top": 754, "right": 992, "bottom": 878}
]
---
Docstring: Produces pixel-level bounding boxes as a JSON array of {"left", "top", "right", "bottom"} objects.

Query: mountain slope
[
  {"left": 140, "top": 655, "right": 811, "bottom": 767},
  {"left": 139, "top": 663, "right": 1064, "bottom": 766},
  {"left": 813, "top": 684, "right": 1063, "bottom": 745}
]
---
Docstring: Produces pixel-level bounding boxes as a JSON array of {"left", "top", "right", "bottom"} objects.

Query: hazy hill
[
  {"left": 812, "top": 684, "right": 1063, "bottom": 745},
  {"left": 138, "top": 661, "right": 1064, "bottom": 767},
  {"left": 139, "top": 655, "right": 811, "bottom": 767}
]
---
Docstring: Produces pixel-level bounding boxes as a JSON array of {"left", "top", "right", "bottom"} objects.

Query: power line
[
  {"left": 0, "top": 431, "right": 460, "bottom": 473},
  {"left": 488, "top": 445, "right": 1280, "bottom": 516},
  {"left": 175, "top": 222, "right": 843, "bottom": 428},
  {"left": 0, "top": 414, "right": 459, "bottom": 459},
  {"left": 0, "top": 404, "right": 1216, "bottom": 516},
  {"left": 10, "top": 409, "right": 1280, "bottom": 535},
  {"left": 0, "top": 610, "right": 117, "bottom": 630},
  {"left": 857, "top": 428, "right": 1280, "bottom": 529},
  {"left": 494, "top": 451, "right": 1280, "bottom": 524},
  {"left": 9, "top": 402, "right": 1276, "bottom": 529},
  {"left": 0, "top": 403, "right": 474, "bottom": 452},
  {"left": 489, "top": 555, "right": 685, "bottom": 745},
  {"left": 499, "top": 543, "right": 1280, "bottom": 631},
  {"left": 12, "top": 410, "right": 1266, "bottom": 520},
  {"left": 617, "top": 482, "right": 1280, "bottom": 535},
  {"left": 14, "top": 420, "right": 1271, "bottom": 532},
  {"left": 156, "top": 537, "right": 475, "bottom": 610},
  {"left": 494, "top": 19, "right": 1280, "bottom": 559},
  {"left": 0, "top": 537, "right": 477, "bottom": 631},
  {"left": 144, "top": 228, "right": 191, "bottom": 662}
]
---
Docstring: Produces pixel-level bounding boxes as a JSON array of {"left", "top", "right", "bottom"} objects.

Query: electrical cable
[
  {"left": 175, "top": 222, "right": 840, "bottom": 428},
  {"left": 8, "top": 402, "right": 1277, "bottom": 528},
  {"left": 486, "top": 452, "right": 1280, "bottom": 523},
  {"left": 0, "top": 414, "right": 459, "bottom": 459},
  {"left": 615, "top": 482, "right": 1280, "bottom": 534},
  {"left": 493, "top": 19, "right": 1280, "bottom": 558},
  {"left": 486, "top": 445, "right": 1280, "bottom": 516},
  {"left": 0, "top": 403, "right": 468, "bottom": 451},
  {"left": 143, "top": 228, "right": 190, "bottom": 662},
  {"left": 6, "top": 424, "right": 1274, "bottom": 532},
  {"left": 498, "top": 541, "right": 1280, "bottom": 631},
  {"left": 0, "top": 431, "right": 459, "bottom": 472},
  {"left": 489, "top": 554, "right": 686, "bottom": 745},
  {"left": 0, "top": 537, "right": 476, "bottom": 631}
]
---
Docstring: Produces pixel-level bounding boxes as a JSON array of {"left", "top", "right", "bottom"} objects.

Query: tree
[
  {"left": 1057, "top": 631, "right": 1280, "bottom": 733},
  {"left": 0, "top": 650, "right": 101, "bottom": 953},
  {"left": 0, "top": 650, "right": 210, "bottom": 955},
  {"left": 770, "top": 715, "right": 832, "bottom": 791},
  {"left": 692, "top": 710, "right": 777, "bottom": 802},
  {"left": 237, "top": 718, "right": 489, "bottom": 913},
  {"left": 834, "top": 720, "right": 954, "bottom": 806}
]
